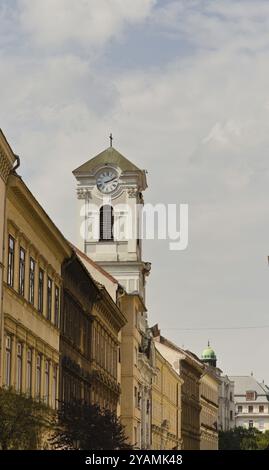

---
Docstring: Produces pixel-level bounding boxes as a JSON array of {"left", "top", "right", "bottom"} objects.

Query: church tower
[
  {"left": 201, "top": 342, "right": 217, "bottom": 368},
  {"left": 73, "top": 138, "right": 155, "bottom": 449},
  {"left": 73, "top": 138, "right": 151, "bottom": 300}
]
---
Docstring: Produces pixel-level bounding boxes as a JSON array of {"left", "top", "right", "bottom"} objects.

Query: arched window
[{"left": 100, "top": 205, "right": 114, "bottom": 241}]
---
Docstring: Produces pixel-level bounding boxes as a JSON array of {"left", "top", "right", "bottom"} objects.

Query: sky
[{"left": 1, "top": 0, "right": 269, "bottom": 382}]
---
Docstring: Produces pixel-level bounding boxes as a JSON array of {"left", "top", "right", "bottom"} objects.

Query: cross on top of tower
[{"left": 109, "top": 133, "right": 113, "bottom": 147}]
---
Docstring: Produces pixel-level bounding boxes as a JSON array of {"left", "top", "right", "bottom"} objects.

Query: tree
[
  {"left": 0, "top": 387, "right": 51, "bottom": 450},
  {"left": 219, "top": 426, "right": 269, "bottom": 450},
  {"left": 256, "top": 430, "right": 269, "bottom": 449},
  {"left": 50, "top": 400, "right": 131, "bottom": 450}
]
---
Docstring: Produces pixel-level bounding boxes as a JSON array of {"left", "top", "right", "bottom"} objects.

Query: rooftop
[{"left": 73, "top": 146, "right": 143, "bottom": 175}]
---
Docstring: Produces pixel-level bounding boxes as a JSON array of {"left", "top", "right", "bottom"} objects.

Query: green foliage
[
  {"left": 0, "top": 387, "right": 51, "bottom": 450},
  {"left": 219, "top": 426, "right": 269, "bottom": 450},
  {"left": 256, "top": 430, "right": 269, "bottom": 450},
  {"left": 50, "top": 400, "right": 131, "bottom": 450}
]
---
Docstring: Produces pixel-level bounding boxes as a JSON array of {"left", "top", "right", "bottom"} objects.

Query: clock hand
[{"left": 105, "top": 176, "right": 117, "bottom": 183}]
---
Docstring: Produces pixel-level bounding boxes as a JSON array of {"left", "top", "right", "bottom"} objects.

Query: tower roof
[
  {"left": 201, "top": 342, "right": 217, "bottom": 360},
  {"left": 73, "top": 146, "right": 142, "bottom": 175}
]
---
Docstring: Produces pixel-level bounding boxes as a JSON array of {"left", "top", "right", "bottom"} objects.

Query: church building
[{"left": 73, "top": 138, "right": 156, "bottom": 448}]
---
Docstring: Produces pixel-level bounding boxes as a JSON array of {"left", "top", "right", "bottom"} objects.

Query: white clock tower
[{"left": 73, "top": 139, "right": 151, "bottom": 300}]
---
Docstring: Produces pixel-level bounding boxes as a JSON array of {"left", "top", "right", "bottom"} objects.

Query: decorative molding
[
  {"left": 77, "top": 188, "right": 91, "bottom": 199},
  {"left": 0, "top": 148, "right": 13, "bottom": 183},
  {"left": 127, "top": 188, "right": 138, "bottom": 198}
]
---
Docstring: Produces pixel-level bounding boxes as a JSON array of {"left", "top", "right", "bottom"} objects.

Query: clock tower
[{"left": 73, "top": 142, "right": 151, "bottom": 300}]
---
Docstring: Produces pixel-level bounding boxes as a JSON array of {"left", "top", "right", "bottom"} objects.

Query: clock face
[{"left": 96, "top": 169, "right": 119, "bottom": 193}]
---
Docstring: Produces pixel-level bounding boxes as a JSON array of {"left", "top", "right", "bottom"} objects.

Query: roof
[
  {"left": 229, "top": 376, "right": 269, "bottom": 403},
  {"left": 153, "top": 333, "right": 204, "bottom": 375},
  {"left": 0, "top": 129, "right": 16, "bottom": 164},
  {"left": 8, "top": 174, "right": 72, "bottom": 260},
  {"left": 201, "top": 344, "right": 217, "bottom": 360},
  {"left": 70, "top": 243, "right": 118, "bottom": 285},
  {"left": 73, "top": 146, "right": 142, "bottom": 174},
  {"left": 154, "top": 341, "right": 185, "bottom": 375}
]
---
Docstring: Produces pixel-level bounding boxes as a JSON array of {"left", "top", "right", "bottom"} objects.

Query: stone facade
[
  {"left": 2, "top": 172, "right": 72, "bottom": 409},
  {"left": 0, "top": 130, "right": 16, "bottom": 386},
  {"left": 200, "top": 368, "right": 219, "bottom": 450},
  {"left": 152, "top": 329, "right": 203, "bottom": 450},
  {"left": 60, "top": 252, "right": 126, "bottom": 412},
  {"left": 217, "top": 373, "right": 235, "bottom": 431},
  {"left": 230, "top": 375, "right": 269, "bottom": 432},
  {"left": 152, "top": 345, "right": 183, "bottom": 450}
]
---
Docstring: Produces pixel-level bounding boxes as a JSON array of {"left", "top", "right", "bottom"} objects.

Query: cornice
[
  {"left": 0, "top": 130, "right": 16, "bottom": 182},
  {"left": 7, "top": 174, "right": 72, "bottom": 260}
]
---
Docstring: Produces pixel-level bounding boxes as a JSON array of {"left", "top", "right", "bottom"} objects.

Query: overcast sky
[{"left": 1, "top": 0, "right": 269, "bottom": 382}]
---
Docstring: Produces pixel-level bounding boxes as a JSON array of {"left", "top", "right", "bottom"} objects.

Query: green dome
[{"left": 201, "top": 343, "right": 216, "bottom": 360}]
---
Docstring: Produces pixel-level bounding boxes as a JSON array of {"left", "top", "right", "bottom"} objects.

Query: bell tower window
[{"left": 99, "top": 205, "right": 114, "bottom": 241}]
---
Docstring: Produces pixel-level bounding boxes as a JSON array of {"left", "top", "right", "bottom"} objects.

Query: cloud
[
  {"left": 19, "top": 0, "right": 156, "bottom": 49},
  {"left": 1, "top": 0, "right": 269, "bottom": 380},
  {"left": 153, "top": 0, "right": 269, "bottom": 52}
]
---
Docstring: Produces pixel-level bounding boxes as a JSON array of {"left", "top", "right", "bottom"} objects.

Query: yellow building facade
[
  {"left": 2, "top": 171, "right": 72, "bottom": 408},
  {"left": 200, "top": 369, "right": 219, "bottom": 450},
  {"left": 74, "top": 246, "right": 127, "bottom": 414},
  {"left": 118, "top": 292, "right": 145, "bottom": 448},
  {"left": 0, "top": 130, "right": 16, "bottom": 385},
  {"left": 152, "top": 327, "right": 203, "bottom": 450},
  {"left": 152, "top": 347, "right": 183, "bottom": 450}
]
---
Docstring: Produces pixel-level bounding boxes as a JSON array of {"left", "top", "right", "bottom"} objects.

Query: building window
[
  {"left": 134, "top": 387, "right": 138, "bottom": 408},
  {"left": 19, "top": 247, "right": 26, "bottom": 296},
  {"left": 16, "top": 343, "right": 23, "bottom": 393},
  {"left": 134, "top": 346, "right": 138, "bottom": 366},
  {"left": 47, "top": 277, "right": 52, "bottom": 321},
  {"left": 238, "top": 405, "right": 243, "bottom": 413},
  {"left": 246, "top": 390, "right": 256, "bottom": 401},
  {"left": 259, "top": 405, "right": 264, "bottom": 413},
  {"left": 134, "top": 426, "right": 137, "bottom": 446},
  {"left": 259, "top": 421, "right": 264, "bottom": 430},
  {"left": 52, "top": 365, "right": 57, "bottom": 409},
  {"left": 54, "top": 286, "right": 60, "bottom": 327},
  {"left": 29, "top": 258, "right": 35, "bottom": 304},
  {"left": 230, "top": 410, "right": 233, "bottom": 420},
  {"left": 44, "top": 360, "right": 50, "bottom": 405},
  {"left": 5, "top": 335, "right": 12, "bottom": 387},
  {"left": 230, "top": 392, "right": 233, "bottom": 401},
  {"left": 249, "top": 420, "right": 254, "bottom": 429},
  {"left": 99, "top": 205, "right": 114, "bottom": 241},
  {"left": 36, "top": 354, "right": 42, "bottom": 399},
  {"left": 147, "top": 399, "right": 150, "bottom": 414},
  {"left": 7, "top": 235, "right": 15, "bottom": 287},
  {"left": 26, "top": 349, "right": 32, "bottom": 395},
  {"left": 38, "top": 269, "right": 44, "bottom": 313},
  {"left": 248, "top": 405, "right": 253, "bottom": 413}
]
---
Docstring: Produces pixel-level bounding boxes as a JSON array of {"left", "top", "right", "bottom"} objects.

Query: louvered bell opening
[{"left": 100, "top": 205, "right": 114, "bottom": 241}]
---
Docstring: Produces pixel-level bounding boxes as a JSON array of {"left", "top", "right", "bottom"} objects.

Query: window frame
[
  {"left": 16, "top": 342, "right": 23, "bottom": 393},
  {"left": 38, "top": 268, "right": 44, "bottom": 313},
  {"left": 36, "top": 354, "right": 42, "bottom": 399},
  {"left": 26, "top": 349, "right": 32, "bottom": 395},
  {"left": 7, "top": 235, "right": 15, "bottom": 287},
  {"left": 99, "top": 205, "right": 114, "bottom": 241},
  {"left": 54, "top": 285, "right": 60, "bottom": 327},
  {"left": 5, "top": 335, "right": 12, "bottom": 387},
  {"left": 29, "top": 257, "right": 35, "bottom": 305},
  {"left": 19, "top": 247, "right": 26, "bottom": 296},
  {"left": 47, "top": 277, "right": 52, "bottom": 321}
]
